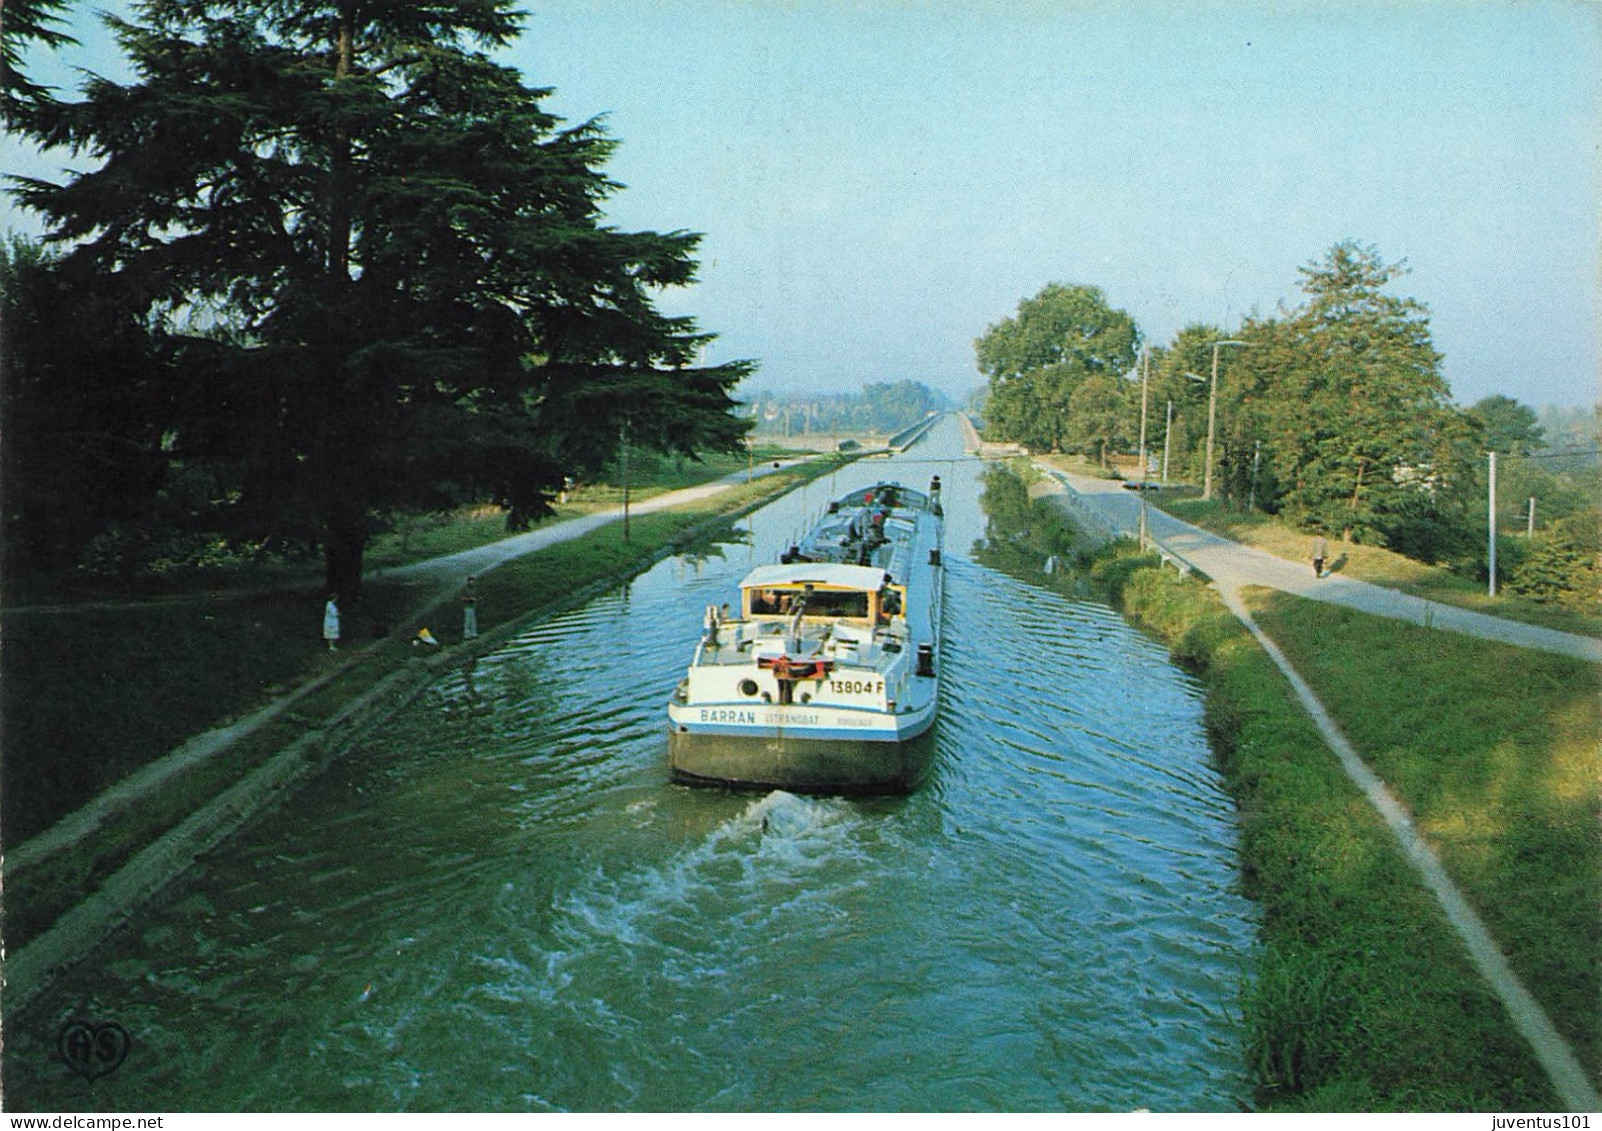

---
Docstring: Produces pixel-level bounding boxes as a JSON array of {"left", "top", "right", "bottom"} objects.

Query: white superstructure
[{"left": 667, "top": 478, "right": 945, "bottom": 793}]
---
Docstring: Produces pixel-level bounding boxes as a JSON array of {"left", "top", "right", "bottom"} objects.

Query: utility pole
[
  {"left": 1138, "top": 346, "right": 1150, "bottom": 546},
  {"left": 1527, "top": 497, "right": 1536, "bottom": 538},
  {"left": 1203, "top": 340, "right": 1250, "bottom": 500},
  {"left": 1162, "top": 400, "right": 1173, "bottom": 486},
  {"left": 1487, "top": 450, "right": 1497, "bottom": 597}
]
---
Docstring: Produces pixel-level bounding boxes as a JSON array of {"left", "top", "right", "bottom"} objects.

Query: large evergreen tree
[
  {"left": 0, "top": 0, "right": 75, "bottom": 126},
  {"left": 10, "top": 0, "right": 750, "bottom": 598},
  {"left": 1, "top": 238, "right": 177, "bottom": 572}
]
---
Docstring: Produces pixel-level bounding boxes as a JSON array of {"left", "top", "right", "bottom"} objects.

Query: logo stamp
[{"left": 56, "top": 1020, "right": 131, "bottom": 1082}]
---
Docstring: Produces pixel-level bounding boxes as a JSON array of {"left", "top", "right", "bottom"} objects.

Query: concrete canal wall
[{"left": 5, "top": 467, "right": 842, "bottom": 1017}]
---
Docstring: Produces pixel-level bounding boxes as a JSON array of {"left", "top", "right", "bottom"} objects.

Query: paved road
[{"left": 1038, "top": 466, "right": 1602, "bottom": 664}]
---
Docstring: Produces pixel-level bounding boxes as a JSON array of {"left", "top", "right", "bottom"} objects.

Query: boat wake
[{"left": 549, "top": 792, "right": 869, "bottom": 961}]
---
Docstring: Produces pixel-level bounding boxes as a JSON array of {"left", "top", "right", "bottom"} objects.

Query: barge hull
[{"left": 668, "top": 726, "right": 934, "bottom": 794}]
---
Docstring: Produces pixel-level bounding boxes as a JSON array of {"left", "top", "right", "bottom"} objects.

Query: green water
[{"left": 6, "top": 421, "right": 1257, "bottom": 1111}]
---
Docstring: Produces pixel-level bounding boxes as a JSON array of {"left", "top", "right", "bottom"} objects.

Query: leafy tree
[
  {"left": 1506, "top": 513, "right": 1600, "bottom": 609},
  {"left": 1235, "top": 243, "right": 1472, "bottom": 543},
  {"left": 1468, "top": 395, "right": 1545, "bottom": 456},
  {"left": 859, "top": 380, "right": 946, "bottom": 432},
  {"left": 1149, "top": 323, "right": 1229, "bottom": 485},
  {"left": 0, "top": 238, "right": 175, "bottom": 573},
  {"left": 746, "top": 380, "right": 946, "bottom": 436},
  {"left": 10, "top": 0, "right": 750, "bottom": 598},
  {"left": 1534, "top": 404, "right": 1601, "bottom": 474},
  {"left": 1066, "top": 373, "right": 1128, "bottom": 466},
  {"left": 975, "top": 283, "right": 1139, "bottom": 452}
]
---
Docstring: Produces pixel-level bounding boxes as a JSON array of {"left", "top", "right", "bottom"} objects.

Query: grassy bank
[
  {"left": 3, "top": 455, "right": 847, "bottom": 949},
  {"left": 1243, "top": 591, "right": 1600, "bottom": 1074},
  {"left": 1112, "top": 560, "right": 1565, "bottom": 1109},
  {"left": 988, "top": 468, "right": 1570, "bottom": 1108},
  {"left": 1158, "top": 494, "right": 1602, "bottom": 638}
]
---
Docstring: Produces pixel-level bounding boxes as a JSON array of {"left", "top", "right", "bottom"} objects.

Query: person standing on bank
[
  {"left": 323, "top": 593, "right": 341, "bottom": 651},
  {"left": 1311, "top": 535, "right": 1328, "bottom": 579},
  {"left": 461, "top": 575, "right": 479, "bottom": 641}
]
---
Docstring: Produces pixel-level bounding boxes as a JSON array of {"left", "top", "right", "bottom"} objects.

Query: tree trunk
[
  {"left": 328, "top": 9, "right": 355, "bottom": 283},
  {"left": 1349, "top": 456, "right": 1368, "bottom": 514},
  {"left": 324, "top": 499, "right": 367, "bottom": 604}
]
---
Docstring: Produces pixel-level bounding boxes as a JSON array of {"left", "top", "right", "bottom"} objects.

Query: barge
[{"left": 667, "top": 478, "right": 945, "bottom": 793}]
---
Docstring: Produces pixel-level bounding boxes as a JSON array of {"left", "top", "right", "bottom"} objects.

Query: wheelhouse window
[{"left": 747, "top": 586, "right": 870, "bottom": 619}]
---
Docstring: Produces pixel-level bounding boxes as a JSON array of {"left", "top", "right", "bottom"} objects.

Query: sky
[{"left": 7, "top": 0, "right": 1600, "bottom": 408}]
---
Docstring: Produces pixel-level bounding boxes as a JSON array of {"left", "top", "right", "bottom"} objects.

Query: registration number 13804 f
[{"left": 829, "top": 678, "right": 884, "bottom": 696}]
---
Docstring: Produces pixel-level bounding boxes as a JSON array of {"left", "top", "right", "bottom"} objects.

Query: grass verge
[
  {"left": 1157, "top": 495, "right": 1602, "bottom": 638},
  {"left": 1243, "top": 590, "right": 1601, "bottom": 1076},
  {"left": 1113, "top": 554, "right": 1566, "bottom": 1110},
  {"left": 988, "top": 469, "right": 1570, "bottom": 1108}
]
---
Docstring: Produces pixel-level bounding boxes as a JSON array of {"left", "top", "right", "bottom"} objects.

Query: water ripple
[{"left": 7, "top": 437, "right": 1256, "bottom": 1113}]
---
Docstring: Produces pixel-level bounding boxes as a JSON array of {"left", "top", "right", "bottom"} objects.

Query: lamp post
[
  {"left": 1182, "top": 371, "right": 1207, "bottom": 486},
  {"left": 1162, "top": 400, "right": 1173, "bottom": 486},
  {"left": 1137, "top": 346, "right": 1151, "bottom": 544},
  {"left": 1201, "top": 340, "right": 1250, "bottom": 501},
  {"left": 1487, "top": 450, "right": 1497, "bottom": 597}
]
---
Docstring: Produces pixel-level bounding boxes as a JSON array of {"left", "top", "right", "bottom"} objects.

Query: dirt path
[
  {"left": 1039, "top": 467, "right": 1601, "bottom": 662},
  {"left": 378, "top": 460, "right": 803, "bottom": 586}
]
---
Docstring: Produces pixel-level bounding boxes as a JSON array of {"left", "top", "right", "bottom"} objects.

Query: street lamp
[
  {"left": 1137, "top": 346, "right": 1151, "bottom": 545},
  {"left": 1181, "top": 371, "right": 1207, "bottom": 489},
  {"left": 1202, "top": 340, "right": 1251, "bottom": 500}
]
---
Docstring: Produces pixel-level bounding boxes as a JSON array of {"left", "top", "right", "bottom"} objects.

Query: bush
[
  {"left": 1374, "top": 491, "right": 1476, "bottom": 565},
  {"left": 1507, "top": 514, "right": 1601, "bottom": 609}
]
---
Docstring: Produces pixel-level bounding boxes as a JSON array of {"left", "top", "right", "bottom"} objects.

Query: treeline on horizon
[
  {"left": 744, "top": 379, "right": 950, "bottom": 438},
  {"left": 972, "top": 242, "right": 1600, "bottom": 610},
  {"left": 0, "top": 0, "right": 757, "bottom": 602}
]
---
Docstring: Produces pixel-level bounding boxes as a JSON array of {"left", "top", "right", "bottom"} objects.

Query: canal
[{"left": 7, "top": 417, "right": 1258, "bottom": 1111}]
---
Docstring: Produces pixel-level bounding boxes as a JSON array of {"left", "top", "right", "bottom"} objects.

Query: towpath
[
  {"left": 380, "top": 458, "right": 806, "bottom": 586},
  {"left": 8, "top": 458, "right": 806, "bottom": 877},
  {"left": 1038, "top": 466, "right": 1602, "bottom": 663}
]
